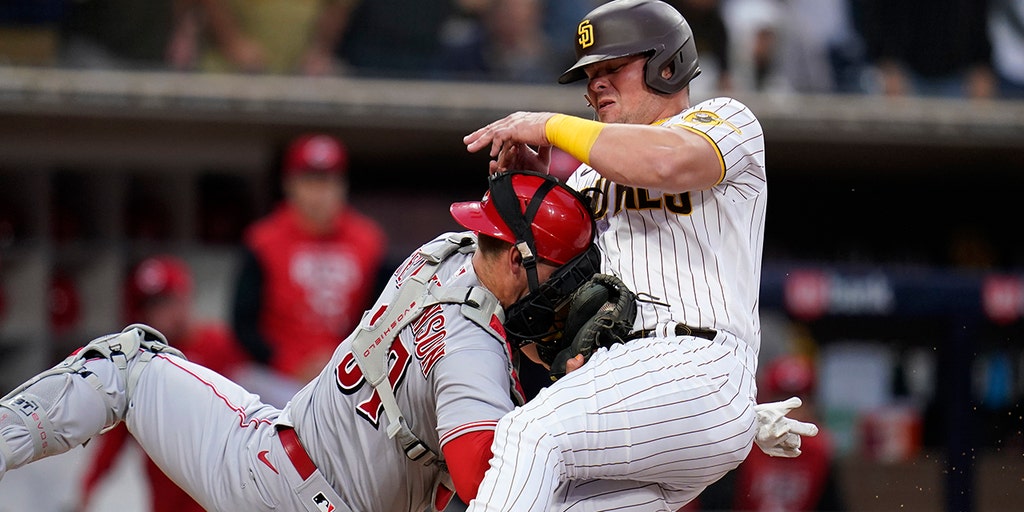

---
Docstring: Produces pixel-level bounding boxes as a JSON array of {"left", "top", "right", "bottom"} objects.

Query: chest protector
[{"left": 349, "top": 233, "right": 506, "bottom": 468}]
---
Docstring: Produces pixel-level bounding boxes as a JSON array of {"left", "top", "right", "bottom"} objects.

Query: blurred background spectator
[
  {"left": 668, "top": 0, "right": 733, "bottom": 98},
  {"left": 720, "top": 0, "right": 786, "bottom": 93},
  {"left": 484, "top": 0, "right": 554, "bottom": 83},
  {"left": 855, "top": 0, "right": 995, "bottom": 98},
  {"left": 772, "top": 0, "right": 866, "bottom": 95},
  {"left": 0, "top": 0, "right": 65, "bottom": 66},
  {"left": 335, "top": 0, "right": 592, "bottom": 82},
  {"left": 482, "top": 0, "right": 594, "bottom": 83},
  {"left": 58, "top": 0, "right": 197, "bottom": 70},
  {"left": 988, "top": 0, "right": 1024, "bottom": 99},
  {"left": 336, "top": 0, "right": 489, "bottom": 79},
  {"left": 78, "top": 255, "right": 248, "bottom": 512},
  {"left": 5, "top": 0, "right": 1024, "bottom": 100},
  {"left": 229, "top": 133, "right": 387, "bottom": 403},
  {"left": 194, "top": 0, "right": 360, "bottom": 75}
]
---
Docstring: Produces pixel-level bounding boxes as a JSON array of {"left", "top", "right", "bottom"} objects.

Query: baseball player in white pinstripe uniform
[{"left": 462, "top": 1, "right": 817, "bottom": 510}]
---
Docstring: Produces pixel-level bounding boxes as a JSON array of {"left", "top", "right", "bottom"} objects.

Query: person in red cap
[
  {"left": 686, "top": 354, "right": 847, "bottom": 512},
  {"left": 231, "top": 133, "right": 388, "bottom": 396},
  {"left": 78, "top": 255, "right": 249, "bottom": 512}
]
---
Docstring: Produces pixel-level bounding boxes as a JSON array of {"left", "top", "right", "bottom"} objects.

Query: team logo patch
[
  {"left": 577, "top": 20, "right": 594, "bottom": 49},
  {"left": 312, "top": 492, "right": 336, "bottom": 512},
  {"left": 682, "top": 110, "right": 741, "bottom": 134}
]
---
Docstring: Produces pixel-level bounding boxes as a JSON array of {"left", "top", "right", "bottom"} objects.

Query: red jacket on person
[{"left": 243, "top": 203, "right": 386, "bottom": 377}]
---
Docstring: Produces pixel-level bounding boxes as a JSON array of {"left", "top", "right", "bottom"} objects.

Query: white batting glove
[{"left": 753, "top": 397, "right": 820, "bottom": 458}]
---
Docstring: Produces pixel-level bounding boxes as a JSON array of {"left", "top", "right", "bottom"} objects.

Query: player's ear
[{"left": 508, "top": 245, "right": 524, "bottom": 271}]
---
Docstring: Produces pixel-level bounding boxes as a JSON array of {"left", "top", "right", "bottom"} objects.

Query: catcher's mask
[
  {"left": 558, "top": 0, "right": 701, "bottom": 95},
  {"left": 450, "top": 170, "right": 600, "bottom": 348}
]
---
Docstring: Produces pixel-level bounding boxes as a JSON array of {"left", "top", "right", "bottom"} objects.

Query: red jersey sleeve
[{"left": 441, "top": 429, "right": 495, "bottom": 504}]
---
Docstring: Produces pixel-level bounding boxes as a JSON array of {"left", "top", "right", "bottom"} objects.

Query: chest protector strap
[{"left": 350, "top": 233, "right": 505, "bottom": 468}]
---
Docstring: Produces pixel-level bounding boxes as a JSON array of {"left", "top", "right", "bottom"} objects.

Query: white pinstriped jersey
[
  {"left": 567, "top": 97, "right": 766, "bottom": 353},
  {"left": 464, "top": 99, "right": 765, "bottom": 512},
  {"left": 283, "top": 233, "right": 524, "bottom": 512}
]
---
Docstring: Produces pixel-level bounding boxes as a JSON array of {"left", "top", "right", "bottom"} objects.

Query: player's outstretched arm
[{"left": 465, "top": 112, "right": 721, "bottom": 192}]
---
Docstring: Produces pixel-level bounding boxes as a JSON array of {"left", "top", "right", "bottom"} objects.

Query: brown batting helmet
[{"left": 558, "top": 0, "right": 701, "bottom": 94}]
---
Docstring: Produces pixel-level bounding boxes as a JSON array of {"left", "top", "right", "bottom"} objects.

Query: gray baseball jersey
[
  {"left": 284, "top": 233, "right": 523, "bottom": 511},
  {"left": 0, "top": 232, "right": 522, "bottom": 512},
  {"left": 467, "top": 97, "right": 766, "bottom": 512}
]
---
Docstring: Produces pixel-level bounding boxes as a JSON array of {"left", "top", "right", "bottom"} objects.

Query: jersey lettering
[
  {"left": 665, "top": 191, "right": 693, "bottom": 214},
  {"left": 393, "top": 253, "right": 428, "bottom": 288},
  {"left": 583, "top": 177, "right": 693, "bottom": 218},
  {"left": 334, "top": 351, "right": 363, "bottom": 394},
  {"left": 333, "top": 338, "right": 413, "bottom": 429},
  {"left": 411, "top": 304, "right": 447, "bottom": 376},
  {"left": 581, "top": 178, "right": 611, "bottom": 219}
]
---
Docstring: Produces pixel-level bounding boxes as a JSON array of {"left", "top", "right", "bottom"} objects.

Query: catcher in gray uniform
[{"left": 0, "top": 171, "right": 602, "bottom": 512}]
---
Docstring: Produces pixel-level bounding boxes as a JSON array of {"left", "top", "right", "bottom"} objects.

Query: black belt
[{"left": 626, "top": 324, "right": 717, "bottom": 341}]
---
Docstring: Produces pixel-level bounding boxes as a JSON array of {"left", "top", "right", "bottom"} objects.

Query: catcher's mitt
[{"left": 537, "top": 273, "right": 637, "bottom": 380}]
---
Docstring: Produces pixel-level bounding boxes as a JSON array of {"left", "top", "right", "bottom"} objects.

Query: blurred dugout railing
[{"left": 0, "top": 65, "right": 1023, "bottom": 175}]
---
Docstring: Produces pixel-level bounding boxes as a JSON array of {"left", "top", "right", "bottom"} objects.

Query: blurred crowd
[{"left": 0, "top": 0, "right": 1022, "bottom": 99}]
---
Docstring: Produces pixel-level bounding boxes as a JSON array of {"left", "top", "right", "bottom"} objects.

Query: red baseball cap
[
  {"left": 760, "top": 355, "right": 816, "bottom": 398},
  {"left": 125, "top": 256, "right": 193, "bottom": 321},
  {"left": 283, "top": 134, "right": 348, "bottom": 176},
  {"left": 49, "top": 271, "right": 81, "bottom": 334}
]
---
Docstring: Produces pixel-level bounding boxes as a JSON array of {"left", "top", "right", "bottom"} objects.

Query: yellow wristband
[{"left": 544, "top": 114, "right": 605, "bottom": 165}]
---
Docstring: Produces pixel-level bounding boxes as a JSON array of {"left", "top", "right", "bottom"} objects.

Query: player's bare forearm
[
  {"left": 586, "top": 124, "right": 722, "bottom": 193},
  {"left": 466, "top": 112, "right": 722, "bottom": 192}
]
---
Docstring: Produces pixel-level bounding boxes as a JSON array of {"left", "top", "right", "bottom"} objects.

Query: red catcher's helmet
[
  {"left": 449, "top": 171, "right": 593, "bottom": 265},
  {"left": 124, "top": 256, "right": 193, "bottom": 323},
  {"left": 558, "top": 0, "right": 701, "bottom": 94},
  {"left": 283, "top": 133, "right": 348, "bottom": 177}
]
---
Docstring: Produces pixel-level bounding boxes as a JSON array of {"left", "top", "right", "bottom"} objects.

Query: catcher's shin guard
[{"left": 0, "top": 324, "right": 185, "bottom": 463}]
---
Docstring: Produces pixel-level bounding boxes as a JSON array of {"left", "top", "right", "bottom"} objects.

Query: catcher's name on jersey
[{"left": 567, "top": 97, "right": 766, "bottom": 353}]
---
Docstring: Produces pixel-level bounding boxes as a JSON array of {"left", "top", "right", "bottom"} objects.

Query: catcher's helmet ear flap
[{"left": 558, "top": 0, "right": 701, "bottom": 94}]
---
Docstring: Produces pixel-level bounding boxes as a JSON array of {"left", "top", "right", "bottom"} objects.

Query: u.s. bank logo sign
[{"left": 578, "top": 20, "right": 594, "bottom": 49}]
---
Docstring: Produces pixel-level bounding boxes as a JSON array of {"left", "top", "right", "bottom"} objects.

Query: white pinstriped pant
[{"left": 468, "top": 332, "right": 758, "bottom": 512}]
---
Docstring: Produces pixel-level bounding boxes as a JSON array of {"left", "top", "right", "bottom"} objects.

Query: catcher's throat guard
[{"left": 503, "top": 244, "right": 601, "bottom": 349}]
